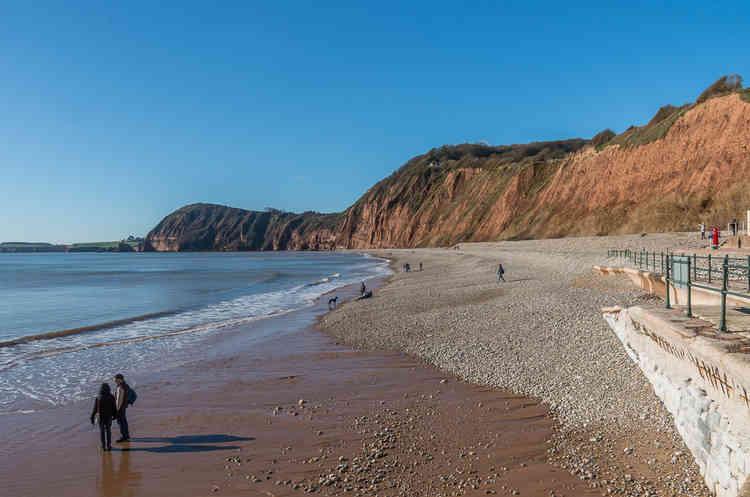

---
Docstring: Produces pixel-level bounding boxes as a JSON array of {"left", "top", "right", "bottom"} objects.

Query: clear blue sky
[{"left": 2, "top": 1, "right": 748, "bottom": 243}]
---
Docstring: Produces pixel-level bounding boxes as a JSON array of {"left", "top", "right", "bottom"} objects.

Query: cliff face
[
  {"left": 337, "top": 93, "right": 750, "bottom": 247},
  {"left": 337, "top": 140, "right": 586, "bottom": 247},
  {"left": 144, "top": 204, "right": 340, "bottom": 251},
  {"left": 145, "top": 83, "right": 750, "bottom": 251}
]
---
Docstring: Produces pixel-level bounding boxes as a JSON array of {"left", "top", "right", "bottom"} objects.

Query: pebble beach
[{"left": 320, "top": 233, "right": 716, "bottom": 496}]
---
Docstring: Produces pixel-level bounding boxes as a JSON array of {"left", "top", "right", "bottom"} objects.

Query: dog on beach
[{"left": 328, "top": 296, "right": 338, "bottom": 309}]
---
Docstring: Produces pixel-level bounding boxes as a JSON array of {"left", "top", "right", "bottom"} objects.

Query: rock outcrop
[
  {"left": 144, "top": 204, "right": 339, "bottom": 251},
  {"left": 145, "top": 78, "right": 750, "bottom": 251}
]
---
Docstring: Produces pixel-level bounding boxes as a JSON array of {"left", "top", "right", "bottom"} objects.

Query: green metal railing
[{"left": 607, "top": 248, "right": 750, "bottom": 333}]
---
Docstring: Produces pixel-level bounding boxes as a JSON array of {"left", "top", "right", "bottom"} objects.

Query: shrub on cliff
[
  {"left": 591, "top": 129, "right": 615, "bottom": 148},
  {"left": 648, "top": 105, "right": 679, "bottom": 126},
  {"left": 696, "top": 74, "right": 743, "bottom": 104}
]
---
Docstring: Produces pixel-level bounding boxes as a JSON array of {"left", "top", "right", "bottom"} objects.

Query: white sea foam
[{"left": 0, "top": 255, "right": 391, "bottom": 413}]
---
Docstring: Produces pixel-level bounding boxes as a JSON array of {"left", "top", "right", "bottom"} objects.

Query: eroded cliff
[
  {"left": 145, "top": 78, "right": 750, "bottom": 251},
  {"left": 144, "top": 204, "right": 340, "bottom": 251}
]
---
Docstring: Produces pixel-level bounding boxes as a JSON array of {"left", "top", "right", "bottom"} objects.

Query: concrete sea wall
[
  {"left": 594, "top": 266, "right": 750, "bottom": 307},
  {"left": 603, "top": 306, "right": 750, "bottom": 496}
]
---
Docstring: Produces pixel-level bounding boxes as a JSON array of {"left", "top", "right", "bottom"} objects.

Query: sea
[{"left": 0, "top": 251, "right": 390, "bottom": 414}]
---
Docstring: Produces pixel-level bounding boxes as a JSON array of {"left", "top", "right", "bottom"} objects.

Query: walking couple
[{"left": 90, "top": 373, "right": 136, "bottom": 451}]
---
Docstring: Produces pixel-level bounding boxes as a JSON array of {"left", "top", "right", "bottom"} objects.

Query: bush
[
  {"left": 696, "top": 74, "right": 743, "bottom": 104},
  {"left": 591, "top": 129, "right": 616, "bottom": 148},
  {"left": 648, "top": 105, "right": 679, "bottom": 126}
]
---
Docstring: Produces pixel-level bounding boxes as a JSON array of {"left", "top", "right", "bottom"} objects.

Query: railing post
[
  {"left": 660, "top": 251, "right": 664, "bottom": 274},
  {"left": 720, "top": 255, "right": 728, "bottom": 333},
  {"left": 708, "top": 254, "right": 712, "bottom": 284},
  {"left": 665, "top": 254, "right": 671, "bottom": 309},
  {"left": 686, "top": 256, "right": 693, "bottom": 318},
  {"left": 693, "top": 254, "right": 698, "bottom": 281},
  {"left": 652, "top": 252, "right": 655, "bottom": 271},
  {"left": 747, "top": 255, "right": 750, "bottom": 292}
]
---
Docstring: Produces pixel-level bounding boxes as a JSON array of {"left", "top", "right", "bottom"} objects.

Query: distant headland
[{"left": 0, "top": 236, "right": 144, "bottom": 253}]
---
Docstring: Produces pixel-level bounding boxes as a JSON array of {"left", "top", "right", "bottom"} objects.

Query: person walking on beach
[
  {"left": 114, "top": 374, "right": 131, "bottom": 443},
  {"left": 497, "top": 263, "right": 505, "bottom": 282},
  {"left": 360, "top": 281, "right": 366, "bottom": 295},
  {"left": 700, "top": 223, "right": 706, "bottom": 240},
  {"left": 91, "top": 383, "right": 117, "bottom": 451},
  {"left": 419, "top": 262, "right": 423, "bottom": 272}
]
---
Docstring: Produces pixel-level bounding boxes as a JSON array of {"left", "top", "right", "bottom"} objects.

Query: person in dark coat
[
  {"left": 497, "top": 263, "right": 505, "bottom": 282},
  {"left": 90, "top": 382, "right": 117, "bottom": 451}
]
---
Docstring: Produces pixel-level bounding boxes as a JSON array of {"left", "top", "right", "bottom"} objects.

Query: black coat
[{"left": 91, "top": 392, "right": 117, "bottom": 424}]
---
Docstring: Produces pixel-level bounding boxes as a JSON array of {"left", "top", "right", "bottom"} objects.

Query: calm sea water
[{"left": 0, "top": 252, "right": 389, "bottom": 413}]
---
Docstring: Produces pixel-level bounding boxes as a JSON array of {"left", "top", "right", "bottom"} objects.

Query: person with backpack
[
  {"left": 114, "top": 373, "right": 136, "bottom": 443},
  {"left": 90, "top": 382, "right": 117, "bottom": 451}
]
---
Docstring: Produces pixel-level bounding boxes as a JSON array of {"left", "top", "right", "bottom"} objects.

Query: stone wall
[{"left": 603, "top": 306, "right": 750, "bottom": 497}]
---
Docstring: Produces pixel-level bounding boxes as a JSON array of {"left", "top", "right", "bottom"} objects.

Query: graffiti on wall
[{"left": 633, "top": 320, "right": 750, "bottom": 406}]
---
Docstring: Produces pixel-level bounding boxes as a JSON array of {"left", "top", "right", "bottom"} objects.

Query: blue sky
[{"left": 1, "top": 1, "right": 748, "bottom": 243}]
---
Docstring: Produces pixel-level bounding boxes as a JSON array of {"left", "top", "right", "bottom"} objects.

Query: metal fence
[{"left": 607, "top": 248, "right": 750, "bottom": 333}]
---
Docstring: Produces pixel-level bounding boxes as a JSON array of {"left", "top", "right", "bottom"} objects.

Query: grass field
[{"left": 70, "top": 241, "right": 138, "bottom": 248}]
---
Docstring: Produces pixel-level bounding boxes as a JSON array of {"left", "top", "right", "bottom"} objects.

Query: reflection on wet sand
[
  {"left": 95, "top": 435, "right": 251, "bottom": 495},
  {"left": 98, "top": 450, "right": 141, "bottom": 497}
]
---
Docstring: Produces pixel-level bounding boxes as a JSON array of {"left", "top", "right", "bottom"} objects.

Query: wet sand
[{"left": 0, "top": 280, "right": 597, "bottom": 497}]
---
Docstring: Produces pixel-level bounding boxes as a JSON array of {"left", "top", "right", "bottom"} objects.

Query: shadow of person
[
  {"left": 129, "top": 434, "right": 254, "bottom": 445},
  {"left": 98, "top": 449, "right": 142, "bottom": 497},
  {"left": 121, "top": 444, "right": 242, "bottom": 453}
]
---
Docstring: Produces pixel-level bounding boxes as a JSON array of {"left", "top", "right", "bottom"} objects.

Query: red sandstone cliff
[
  {"left": 336, "top": 92, "right": 750, "bottom": 247},
  {"left": 145, "top": 80, "right": 750, "bottom": 251}
]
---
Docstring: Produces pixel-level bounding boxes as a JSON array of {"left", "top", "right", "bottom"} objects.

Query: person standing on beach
[
  {"left": 114, "top": 374, "right": 131, "bottom": 443},
  {"left": 360, "top": 281, "right": 366, "bottom": 295},
  {"left": 90, "top": 383, "right": 117, "bottom": 451},
  {"left": 497, "top": 264, "right": 505, "bottom": 282},
  {"left": 419, "top": 262, "right": 423, "bottom": 271}
]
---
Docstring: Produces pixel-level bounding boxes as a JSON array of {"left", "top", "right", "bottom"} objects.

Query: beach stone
[{"left": 316, "top": 234, "right": 715, "bottom": 497}]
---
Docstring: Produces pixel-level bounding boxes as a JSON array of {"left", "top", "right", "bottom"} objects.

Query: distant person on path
[
  {"left": 90, "top": 383, "right": 117, "bottom": 451},
  {"left": 360, "top": 281, "right": 366, "bottom": 295},
  {"left": 419, "top": 262, "right": 423, "bottom": 271},
  {"left": 497, "top": 264, "right": 505, "bottom": 282},
  {"left": 700, "top": 223, "right": 706, "bottom": 240},
  {"left": 114, "top": 374, "right": 131, "bottom": 443},
  {"left": 712, "top": 227, "right": 720, "bottom": 248}
]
